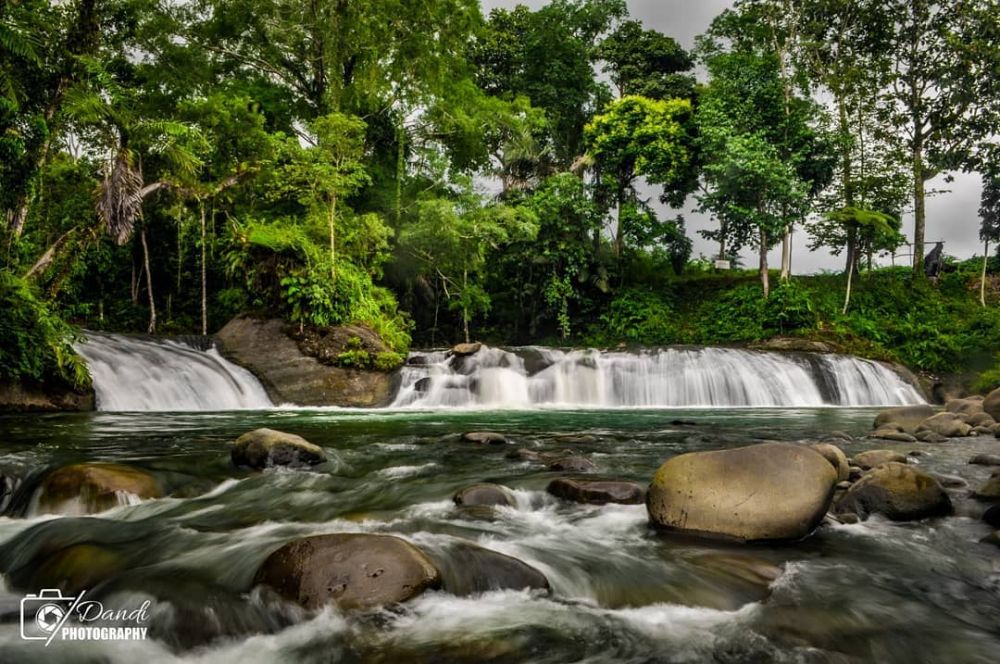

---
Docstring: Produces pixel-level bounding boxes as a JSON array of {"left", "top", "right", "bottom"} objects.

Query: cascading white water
[
  {"left": 76, "top": 333, "right": 273, "bottom": 411},
  {"left": 391, "top": 345, "right": 925, "bottom": 409}
]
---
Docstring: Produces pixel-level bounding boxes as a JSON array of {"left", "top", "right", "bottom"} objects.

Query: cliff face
[{"left": 215, "top": 317, "right": 399, "bottom": 407}]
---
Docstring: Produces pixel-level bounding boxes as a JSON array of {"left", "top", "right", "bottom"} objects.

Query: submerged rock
[
  {"left": 36, "top": 463, "right": 161, "bottom": 514},
  {"left": 916, "top": 412, "right": 972, "bottom": 438},
  {"left": 429, "top": 542, "right": 549, "bottom": 596},
  {"left": 835, "top": 462, "right": 952, "bottom": 521},
  {"left": 547, "top": 456, "right": 596, "bottom": 473},
  {"left": 462, "top": 431, "right": 509, "bottom": 445},
  {"left": 972, "top": 470, "right": 1000, "bottom": 500},
  {"left": 931, "top": 473, "right": 968, "bottom": 489},
  {"left": 27, "top": 543, "right": 123, "bottom": 594},
  {"left": 852, "top": 450, "right": 907, "bottom": 470},
  {"left": 546, "top": 478, "right": 645, "bottom": 505},
  {"left": 254, "top": 534, "right": 440, "bottom": 611},
  {"left": 232, "top": 428, "right": 327, "bottom": 469},
  {"left": 453, "top": 483, "right": 516, "bottom": 508},
  {"left": 507, "top": 448, "right": 554, "bottom": 463},
  {"left": 982, "top": 504, "right": 1000, "bottom": 528},
  {"left": 969, "top": 454, "right": 1000, "bottom": 467},
  {"left": 916, "top": 430, "right": 948, "bottom": 443},
  {"left": 646, "top": 443, "right": 837, "bottom": 542},
  {"left": 809, "top": 443, "right": 850, "bottom": 482},
  {"left": 873, "top": 405, "right": 935, "bottom": 433}
]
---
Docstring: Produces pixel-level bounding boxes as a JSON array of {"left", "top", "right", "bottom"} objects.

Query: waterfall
[
  {"left": 391, "top": 346, "right": 924, "bottom": 409},
  {"left": 76, "top": 333, "right": 273, "bottom": 412}
]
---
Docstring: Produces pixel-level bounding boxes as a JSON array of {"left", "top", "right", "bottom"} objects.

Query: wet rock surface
[
  {"left": 647, "top": 443, "right": 837, "bottom": 542},
  {"left": 547, "top": 478, "right": 645, "bottom": 505},
  {"left": 254, "top": 534, "right": 441, "bottom": 610},
  {"left": 232, "top": 428, "right": 327, "bottom": 469}
]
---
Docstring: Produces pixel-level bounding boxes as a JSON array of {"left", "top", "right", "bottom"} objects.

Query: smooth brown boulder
[
  {"left": 254, "top": 534, "right": 440, "bottom": 610},
  {"left": 967, "top": 412, "right": 996, "bottom": 428},
  {"left": 462, "top": 431, "right": 509, "bottom": 445},
  {"left": 984, "top": 387, "right": 1000, "bottom": 421},
  {"left": 546, "top": 478, "right": 645, "bottom": 505},
  {"left": 547, "top": 456, "right": 596, "bottom": 473},
  {"left": 853, "top": 450, "right": 907, "bottom": 470},
  {"left": 834, "top": 462, "right": 952, "bottom": 521},
  {"left": 809, "top": 443, "right": 850, "bottom": 482},
  {"left": 873, "top": 405, "right": 935, "bottom": 433},
  {"left": 915, "top": 412, "right": 971, "bottom": 438},
  {"left": 972, "top": 470, "right": 1000, "bottom": 500},
  {"left": 232, "top": 428, "right": 326, "bottom": 469},
  {"left": 646, "top": 443, "right": 837, "bottom": 542},
  {"left": 945, "top": 398, "right": 985, "bottom": 416},
  {"left": 37, "top": 463, "right": 161, "bottom": 514},
  {"left": 870, "top": 429, "right": 917, "bottom": 443},
  {"left": 453, "top": 483, "right": 516, "bottom": 508}
]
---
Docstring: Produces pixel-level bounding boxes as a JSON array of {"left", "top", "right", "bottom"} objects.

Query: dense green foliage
[{"left": 1, "top": 0, "right": 998, "bottom": 391}]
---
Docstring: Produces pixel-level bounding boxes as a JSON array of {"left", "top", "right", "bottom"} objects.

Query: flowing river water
[{"left": 0, "top": 338, "right": 998, "bottom": 662}]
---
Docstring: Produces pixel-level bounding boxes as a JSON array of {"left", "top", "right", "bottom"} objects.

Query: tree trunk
[
  {"left": 462, "top": 268, "right": 470, "bottom": 344},
  {"left": 780, "top": 225, "right": 792, "bottom": 280},
  {"left": 329, "top": 195, "right": 337, "bottom": 282},
  {"left": 981, "top": 239, "right": 989, "bottom": 307},
  {"left": 842, "top": 238, "right": 855, "bottom": 315},
  {"left": 759, "top": 228, "right": 770, "bottom": 299},
  {"left": 614, "top": 189, "right": 624, "bottom": 257},
  {"left": 200, "top": 201, "right": 208, "bottom": 335},
  {"left": 141, "top": 229, "right": 157, "bottom": 334},
  {"left": 911, "top": 129, "right": 926, "bottom": 275}
]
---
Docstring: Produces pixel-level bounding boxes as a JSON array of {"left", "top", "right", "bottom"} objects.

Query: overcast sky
[{"left": 481, "top": 0, "right": 985, "bottom": 274}]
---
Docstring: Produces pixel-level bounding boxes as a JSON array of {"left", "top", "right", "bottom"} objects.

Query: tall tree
[
  {"left": 596, "top": 20, "right": 695, "bottom": 101},
  {"left": 584, "top": 95, "right": 697, "bottom": 258},
  {"left": 696, "top": 51, "right": 824, "bottom": 297},
  {"left": 981, "top": 172, "right": 1000, "bottom": 307},
  {"left": 873, "top": 0, "right": 1000, "bottom": 275},
  {"left": 468, "top": 0, "right": 625, "bottom": 167}
]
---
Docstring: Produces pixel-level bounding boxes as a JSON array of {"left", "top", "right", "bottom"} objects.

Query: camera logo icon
[{"left": 20, "top": 589, "right": 83, "bottom": 643}]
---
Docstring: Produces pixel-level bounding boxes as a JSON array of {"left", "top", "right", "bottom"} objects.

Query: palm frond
[{"left": 96, "top": 149, "right": 145, "bottom": 245}]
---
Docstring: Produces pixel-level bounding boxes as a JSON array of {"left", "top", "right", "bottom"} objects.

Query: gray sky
[{"left": 481, "top": 0, "right": 985, "bottom": 274}]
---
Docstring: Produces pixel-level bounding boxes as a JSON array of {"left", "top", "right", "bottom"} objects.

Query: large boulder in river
[
  {"left": 809, "top": 443, "right": 850, "bottom": 482},
  {"left": 852, "top": 450, "right": 907, "bottom": 470},
  {"left": 983, "top": 388, "right": 1000, "bottom": 421},
  {"left": 873, "top": 405, "right": 935, "bottom": 434},
  {"left": 835, "top": 462, "right": 952, "bottom": 521},
  {"left": 915, "top": 412, "right": 971, "bottom": 438},
  {"left": 232, "top": 428, "right": 326, "bottom": 469},
  {"left": 216, "top": 316, "right": 397, "bottom": 407},
  {"left": 646, "top": 443, "right": 837, "bottom": 542},
  {"left": 254, "top": 534, "right": 440, "bottom": 610},
  {"left": 547, "top": 478, "right": 645, "bottom": 505},
  {"left": 462, "top": 431, "right": 509, "bottom": 445},
  {"left": 36, "top": 464, "right": 161, "bottom": 514}
]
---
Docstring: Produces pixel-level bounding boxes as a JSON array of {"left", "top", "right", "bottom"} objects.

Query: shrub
[{"left": 0, "top": 271, "right": 90, "bottom": 389}]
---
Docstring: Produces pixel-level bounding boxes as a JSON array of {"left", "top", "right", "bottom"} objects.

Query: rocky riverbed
[{"left": 0, "top": 407, "right": 998, "bottom": 663}]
